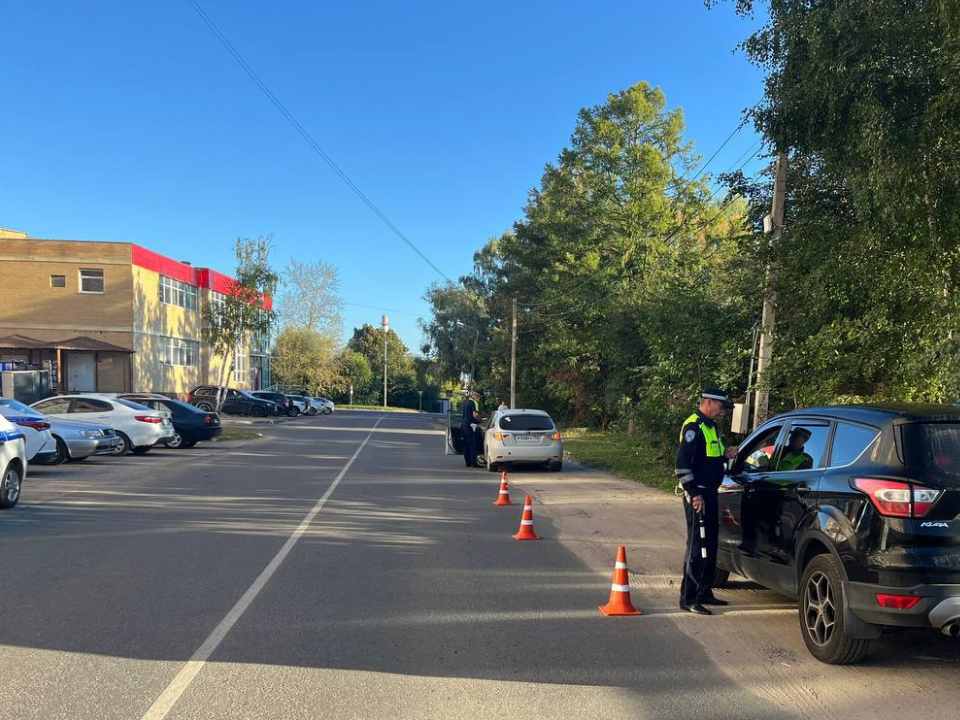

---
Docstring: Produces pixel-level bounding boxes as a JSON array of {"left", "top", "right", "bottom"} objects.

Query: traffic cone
[
  {"left": 512, "top": 494, "right": 540, "bottom": 540},
  {"left": 493, "top": 472, "right": 514, "bottom": 506},
  {"left": 598, "top": 546, "right": 642, "bottom": 616},
  {"left": 720, "top": 504, "right": 739, "bottom": 526}
]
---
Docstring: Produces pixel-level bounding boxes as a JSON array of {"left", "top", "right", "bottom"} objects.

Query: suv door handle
[{"left": 796, "top": 486, "right": 812, "bottom": 495}]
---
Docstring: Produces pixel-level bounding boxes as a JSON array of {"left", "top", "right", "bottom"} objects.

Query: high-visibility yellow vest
[{"left": 680, "top": 413, "right": 725, "bottom": 458}]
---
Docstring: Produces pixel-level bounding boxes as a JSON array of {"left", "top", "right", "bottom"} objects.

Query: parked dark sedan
[
  {"left": 717, "top": 403, "right": 960, "bottom": 664},
  {"left": 121, "top": 394, "right": 222, "bottom": 448},
  {"left": 250, "top": 391, "right": 295, "bottom": 417},
  {"left": 188, "top": 386, "right": 276, "bottom": 417}
]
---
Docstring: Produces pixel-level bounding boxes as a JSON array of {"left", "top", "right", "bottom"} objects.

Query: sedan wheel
[
  {"left": 0, "top": 464, "right": 22, "bottom": 509},
  {"left": 165, "top": 432, "right": 183, "bottom": 449},
  {"left": 51, "top": 436, "right": 69, "bottom": 465},
  {"left": 112, "top": 432, "right": 131, "bottom": 456}
]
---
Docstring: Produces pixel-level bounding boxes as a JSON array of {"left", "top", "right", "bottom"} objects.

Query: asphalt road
[{"left": 0, "top": 411, "right": 816, "bottom": 719}]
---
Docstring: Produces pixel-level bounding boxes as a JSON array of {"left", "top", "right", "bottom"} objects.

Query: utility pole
[
  {"left": 382, "top": 315, "right": 389, "bottom": 409},
  {"left": 753, "top": 151, "right": 787, "bottom": 430},
  {"left": 510, "top": 297, "right": 517, "bottom": 409}
]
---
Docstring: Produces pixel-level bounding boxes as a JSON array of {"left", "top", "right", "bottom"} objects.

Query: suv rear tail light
[
  {"left": 551, "top": 431, "right": 561, "bottom": 441},
  {"left": 134, "top": 415, "right": 163, "bottom": 424},
  {"left": 854, "top": 478, "right": 943, "bottom": 518},
  {"left": 17, "top": 420, "right": 51, "bottom": 431},
  {"left": 876, "top": 594, "right": 922, "bottom": 610}
]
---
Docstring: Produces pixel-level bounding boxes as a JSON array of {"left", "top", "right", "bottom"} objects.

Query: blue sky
[{"left": 1, "top": 1, "right": 766, "bottom": 350}]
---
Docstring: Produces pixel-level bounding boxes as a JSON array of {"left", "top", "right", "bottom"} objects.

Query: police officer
[
  {"left": 461, "top": 391, "right": 482, "bottom": 468},
  {"left": 675, "top": 387, "right": 739, "bottom": 615}
]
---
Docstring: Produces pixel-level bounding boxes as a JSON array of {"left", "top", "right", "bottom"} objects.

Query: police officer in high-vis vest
[{"left": 675, "top": 387, "right": 739, "bottom": 615}]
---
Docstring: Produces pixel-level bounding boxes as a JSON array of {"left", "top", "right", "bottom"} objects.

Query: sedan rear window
[
  {"left": 114, "top": 398, "right": 151, "bottom": 411},
  {"left": 901, "top": 423, "right": 960, "bottom": 481},
  {"left": 498, "top": 414, "right": 555, "bottom": 431}
]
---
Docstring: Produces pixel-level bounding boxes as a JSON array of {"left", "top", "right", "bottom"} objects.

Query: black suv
[
  {"left": 718, "top": 404, "right": 960, "bottom": 664},
  {"left": 189, "top": 386, "right": 276, "bottom": 417}
]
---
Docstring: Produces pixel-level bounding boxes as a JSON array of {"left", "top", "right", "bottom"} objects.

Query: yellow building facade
[{"left": 0, "top": 237, "right": 270, "bottom": 397}]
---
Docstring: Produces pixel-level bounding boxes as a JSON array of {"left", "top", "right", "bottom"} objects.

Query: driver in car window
[{"left": 777, "top": 427, "right": 814, "bottom": 471}]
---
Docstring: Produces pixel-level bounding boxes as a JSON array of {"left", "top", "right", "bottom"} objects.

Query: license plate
[{"left": 516, "top": 434, "right": 537, "bottom": 442}]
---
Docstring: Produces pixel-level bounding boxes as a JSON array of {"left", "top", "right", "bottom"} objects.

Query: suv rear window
[
  {"left": 498, "top": 414, "right": 554, "bottom": 431},
  {"left": 901, "top": 423, "right": 960, "bottom": 481}
]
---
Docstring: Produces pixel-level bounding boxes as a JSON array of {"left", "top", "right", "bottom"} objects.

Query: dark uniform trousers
[
  {"left": 680, "top": 490, "right": 719, "bottom": 606},
  {"left": 462, "top": 423, "right": 477, "bottom": 467}
]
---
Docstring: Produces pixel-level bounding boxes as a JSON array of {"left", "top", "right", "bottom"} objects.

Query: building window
[
  {"left": 159, "top": 275, "right": 198, "bottom": 311},
  {"left": 79, "top": 268, "right": 104, "bottom": 293},
  {"left": 50, "top": 275, "right": 66, "bottom": 288},
  {"left": 234, "top": 346, "right": 248, "bottom": 380},
  {"left": 159, "top": 336, "right": 200, "bottom": 367}
]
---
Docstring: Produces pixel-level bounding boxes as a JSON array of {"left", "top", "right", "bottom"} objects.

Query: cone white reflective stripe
[
  {"left": 615, "top": 561, "right": 627, "bottom": 569},
  {"left": 610, "top": 583, "right": 631, "bottom": 592},
  {"left": 521, "top": 520, "right": 534, "bottom": 525},
  {"left": 499, "top": 489, "right": 510, "bottom": 494},
  {"left": 701, "top": 548, "right": 708, "bottom": 559}
]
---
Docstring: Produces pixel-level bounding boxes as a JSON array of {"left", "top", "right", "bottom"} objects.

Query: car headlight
[{"left": 80, "top": 429, "right": 101, "bottom": 438}]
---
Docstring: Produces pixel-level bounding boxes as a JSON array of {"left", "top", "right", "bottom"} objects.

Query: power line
[
  {"left": 186, "top": 0, "right": 454, "bottom": 284},
  {"left": 345, "top": 302, "right": 429, "bottom": 319}
]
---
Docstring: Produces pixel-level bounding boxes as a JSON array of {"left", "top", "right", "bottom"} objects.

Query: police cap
[{"left": 701, "top": 386, "right": 734, "bottom": 410}]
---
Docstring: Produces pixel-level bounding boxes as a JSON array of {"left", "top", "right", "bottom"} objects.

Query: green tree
[
  {"left": 331, "top": 349, "right": 373, "bottom": 403},
  {"left": 346, "top": 324, "right": 417, "bottom": 405},
  {"left": 427, "top": 81, "right": 752, "bottom": 427},
  {"left": 713, "top": 0, "right": 960, "bottom": 405},
  {"left": 203, "top": 236, "right": 278, "bottom": 410},
  {"left": 272, "top": 327, "right": 339, "bottom": 394}
]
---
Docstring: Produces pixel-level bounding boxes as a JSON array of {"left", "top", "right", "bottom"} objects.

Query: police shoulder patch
[{"left": 684, "top": 429, "right": 696, "bottom": 443}]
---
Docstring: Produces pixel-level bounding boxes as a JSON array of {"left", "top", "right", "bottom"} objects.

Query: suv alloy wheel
[{"left": 799, "top": 554, "right": 871, "bottom": 664}]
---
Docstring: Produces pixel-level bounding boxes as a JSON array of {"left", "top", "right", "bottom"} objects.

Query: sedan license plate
[{"left": 516, "top": 434, "right": 538, "bottom": 442}]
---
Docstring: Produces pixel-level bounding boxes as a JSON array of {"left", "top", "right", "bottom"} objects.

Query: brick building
[{"left": 0, "top": 235, "right": 271, "bottom": 396}]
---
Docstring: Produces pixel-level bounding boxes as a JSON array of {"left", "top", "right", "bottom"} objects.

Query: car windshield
[
  {"left": 498, "top": 414, "right": 555, "bottom": 431},
  {"left": 0, "top": 398, "right": 40, "bottom": 415},
  {"left": 901, "top": 422, "right": 960, "bottom": 482}
]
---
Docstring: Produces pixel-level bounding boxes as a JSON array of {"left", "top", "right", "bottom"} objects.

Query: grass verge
[
  {"left": 216, "top": 427, "right": 264, "bottom": 442},
  {"left": 343, "top": 405, "right": 422, "bottom": 413},
  {"left": 562, "top": 429, "right": 676, "bottom": 493}
]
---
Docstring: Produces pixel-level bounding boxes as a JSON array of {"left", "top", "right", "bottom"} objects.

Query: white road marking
[{"left": 138, "top": 416, "right": 385, "bottom": 720}]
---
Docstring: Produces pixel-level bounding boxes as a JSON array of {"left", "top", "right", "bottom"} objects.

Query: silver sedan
[
  {"left": 482, "top": 409, "right": 563, "bottom": 472},
  {"left": 0, "top": 398, "right": 120, "bottom": 463}
]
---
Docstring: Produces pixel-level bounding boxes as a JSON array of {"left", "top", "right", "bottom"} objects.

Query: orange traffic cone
[
  {"left": 512, "top": 494, "right": 540, "bottom": 540},
  {"left": 493, "top": 472, "right": 514, "bottom": 506},
  {"left": 598, "top": 546, "right": 642, "bottom": 616}
]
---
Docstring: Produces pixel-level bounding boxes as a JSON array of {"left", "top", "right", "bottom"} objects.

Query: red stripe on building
[
  {"left": 133, "top": 245, "right": 272, "bottom": 310},
  {"left": 131, "top": 245, "right": 199, "bottom": 285}
]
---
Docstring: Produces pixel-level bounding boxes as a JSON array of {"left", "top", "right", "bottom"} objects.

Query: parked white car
[
  {"left": 482, "top": 409, "right": 563, "bottom": 473},
  {"left": 314, "top": 397, "right": 335, "bottom": 415},
  {"left": 0, "top": 414, "right": 27, "bottom": 508},
  {"left": 31, "top": 395, "right": 174, "bottom": 456},
  {"left": 0, "top": 398, "right": 121, "bottom": 462},
  {"left": 0, "top": 405, "right": 57, "bottom": 464}
]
